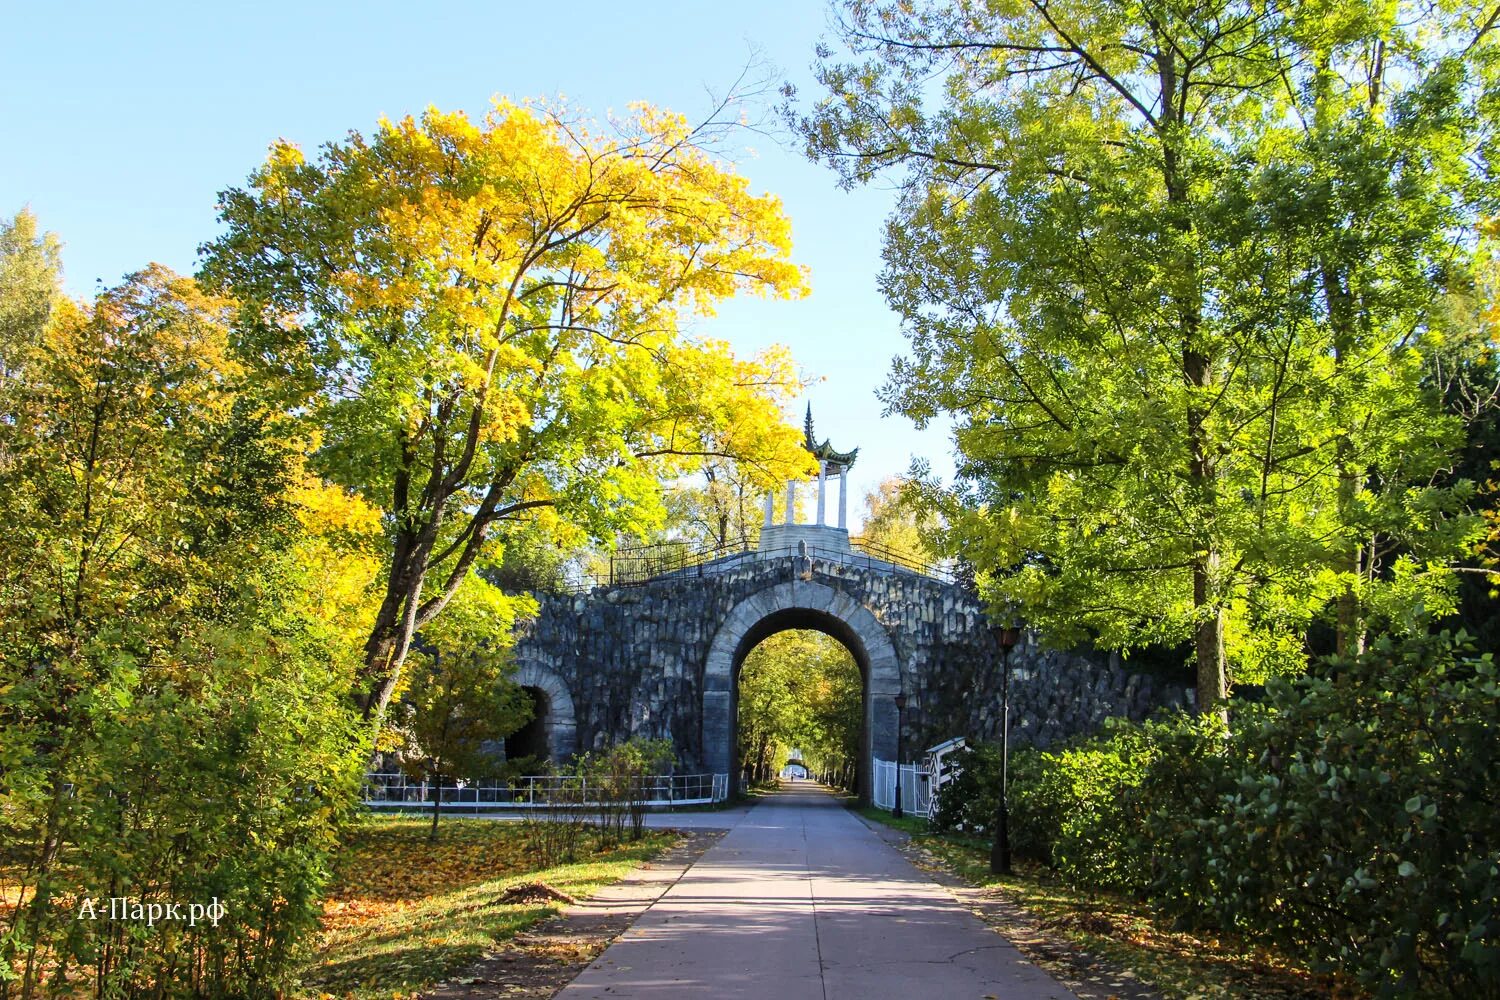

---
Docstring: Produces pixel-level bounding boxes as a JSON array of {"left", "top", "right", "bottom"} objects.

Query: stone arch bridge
[{"left": 509, "top": 525, "right": 1188, "bottom": 799}]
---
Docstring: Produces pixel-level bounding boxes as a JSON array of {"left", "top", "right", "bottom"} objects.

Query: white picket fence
[{"left": 870, "top": 758, "right": 934, "bottom": 817}]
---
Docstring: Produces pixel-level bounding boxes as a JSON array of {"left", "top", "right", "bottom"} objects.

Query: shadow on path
[{"left": 557, "top": 781, "right": 1081, "bottom": 999}]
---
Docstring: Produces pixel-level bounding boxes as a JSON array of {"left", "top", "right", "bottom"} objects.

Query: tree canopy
[
  {"left": 795, "top": 0, "right": 1499, "bottom": 707},
  {"left": 0, "top": 209, "right": 61, "bottom": 387},
  {"left": 204, "top": 99, "right": 817, "bottom": 725}
]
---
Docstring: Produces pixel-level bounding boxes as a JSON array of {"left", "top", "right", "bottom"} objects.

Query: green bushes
[
  {"left": 929, "top": 743, "right": 1058, "bottom": 865},
  {"left": 0, "top": 569, "right": 366, "bottom": 999},
  {"left": 934, "top": 633, "right": 1498, "bottom": 997},
  {"left": 0, "top": 268, "right": 370, "bottom": 998},
  {"left": 580, "top": 738, "right": 675, "bottom": 845},
  {"left": 1017, "top": 718, "right": 1231, "bottom": 891},
  {"left": 1175, "top": 633, "right": 1499, "bottom": 997},
  {"left": 523, "top": 738, "right": 676, "bottom": 867},
  {"left": 931, "top": 717, "right": 1228, "bottom": 889},
  {"left": 929, "top": 743, "right": 999, "bottom": 835}
]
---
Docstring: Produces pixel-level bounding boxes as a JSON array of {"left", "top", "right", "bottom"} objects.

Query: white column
[
  {"left": 816, "top": 461, "right": 827, "bottom": 525},
  {"left": 786, "top": 480, "right": 797, "bottom": 524},
  {"left": 838, "top": 470, "right": 848, "bottom": 529},
  {"left": 763, "top": 490, "right": 774, "bottom": 527}
]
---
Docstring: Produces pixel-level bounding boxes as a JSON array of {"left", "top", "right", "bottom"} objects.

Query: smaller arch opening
[{"left": 505, "top": 686, "right": 550, "bottom": 762}]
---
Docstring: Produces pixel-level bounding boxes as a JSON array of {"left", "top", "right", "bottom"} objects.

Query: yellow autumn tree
[
  {"left": 204, "top": 99, "right": 816, "bottom": 724},
  {"left": 859, "top": 476, "right": 940, "bottom": 565}
]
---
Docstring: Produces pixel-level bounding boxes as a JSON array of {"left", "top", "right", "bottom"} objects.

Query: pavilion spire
[{"left": 801, "top": 403, "right": 858, "bottom": 469}]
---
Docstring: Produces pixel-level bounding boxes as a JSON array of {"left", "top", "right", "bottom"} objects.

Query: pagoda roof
[{"left": 803, "top": 405, "right": 858, "bottom": 468}]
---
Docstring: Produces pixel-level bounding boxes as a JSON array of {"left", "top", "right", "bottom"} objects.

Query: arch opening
[
  {"left": 505, "top": 686, "right": 550, "bottom": 762},
  {"left": 702, "top": 582, "right": 901, "bottom": 804},
  {"left": 737, "top": 627, "right": 863, "bottom": 794},
  {"left": 508, "top": 663, "right": 578, "bottom": 763}
]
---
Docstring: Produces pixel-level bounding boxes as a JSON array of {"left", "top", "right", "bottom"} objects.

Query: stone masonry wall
[{"left": 511, "top": 553, "right": 1190, "bottom": 770}]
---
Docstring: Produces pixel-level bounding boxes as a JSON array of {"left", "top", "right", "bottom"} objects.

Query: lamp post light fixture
[
  {"left": 990, "top": 622, "right": 1020, "bottom": 875},
  {"left": 892, "top": 690, "right": 908, "bottom": 819}
]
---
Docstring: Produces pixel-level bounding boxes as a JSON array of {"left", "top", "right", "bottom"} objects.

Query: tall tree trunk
[
  {"left": 1326, "top": 268, "right": 1367, "bottom": 659},
  {"left": 1193, "top": 558, "right": 1229, "bottom": 714},
  {"left": 360, "top": 545, "right": 421, "bottom": 716},
  {"left": 1313, "top": 58, "right": 1368, "bottom": 660},
  {"left": 1158, "top": 40, "right": 1228, "bottom": 714},
  {"left": 429, "top": 773, "right": 443, "bottom": 842},
  {"left": 375, "top": 573, "right": 425, "bottom": 718},
  {"left": 360, "top": 522, "right": 434, "bottom": 731},
  {"left": 1334, "top": 525, "right": 1367, "bottom": 658},
  {"left": 14, "top": 778, "right": 71, "bottom": 1000},
  {"left": 1186, "top": 345, "right": 1228, "bottom": 715}
]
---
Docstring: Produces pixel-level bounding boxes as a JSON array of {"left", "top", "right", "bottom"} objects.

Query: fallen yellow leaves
[
  {"left": 325, "top": 819, "right": 539, "bottom": 904},
  {"left": 297, "top": 817, "right": 673, "bottom": 1000}
]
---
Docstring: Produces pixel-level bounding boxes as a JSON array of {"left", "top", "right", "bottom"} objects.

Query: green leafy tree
[
  {"left": 668, "top": 457, "right": 777, "bottom": 551},
  {"left": 794, "top": 0, "right": 1496, "bottom": 708},
  {"left": 0, "top": 208, "right": 61, "bottom": 388},
  {"left": 656, "top": 442, "right": 818, "bottom": 556},
  {"left": 203, "top": 100, "right": 816, "bottom": 731},
  {"left": 737, "top": 630, "right": 861, "bottom": 788},
  {"left": 400, "top": 636, "right": 533, "bottom": 841},
  {"left": 0, "top": 266, "right": 367, "bottom": 997}
]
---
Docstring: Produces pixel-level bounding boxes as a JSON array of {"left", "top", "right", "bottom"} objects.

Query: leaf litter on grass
[{"left": 296, "top": 816, "right": 677, "bottom": 1000}]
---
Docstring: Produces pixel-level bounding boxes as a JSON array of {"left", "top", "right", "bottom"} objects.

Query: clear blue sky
[{"left": 0, "top": 0, "right": 956, "bottom": 526}]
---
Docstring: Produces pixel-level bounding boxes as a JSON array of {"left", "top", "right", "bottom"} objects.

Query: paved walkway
[{"left": 558, "top": 783, "right": 1080, "bottom": 999}]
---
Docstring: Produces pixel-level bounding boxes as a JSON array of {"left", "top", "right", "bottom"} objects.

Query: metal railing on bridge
[
  {"left": 554, "top": 536, "right": 953, "bottom": 593},
  {"left": 361, "top": 772, "right": 729, "bottom": 811}
]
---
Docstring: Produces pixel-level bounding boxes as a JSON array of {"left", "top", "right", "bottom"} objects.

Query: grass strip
[{"left": 297, "top": 816, "right": 676, "bottom": 1000}]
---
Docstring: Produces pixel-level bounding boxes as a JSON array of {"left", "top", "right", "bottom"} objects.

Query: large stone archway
[
  {"left": 701, "top": 580, "right": 901, "bottom": 801},
  {"left": 509, "top": 548, "right": 1192, "bottom": 794},
  {"left": 511, "top": 662, "right": 578, "bottom": 762}
]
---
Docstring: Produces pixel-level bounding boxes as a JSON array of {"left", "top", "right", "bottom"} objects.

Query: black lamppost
[
  {"left": 891, "top": 690, "right": 907, "bottom": 819},
  {"left": 990, "top": 623, "right": 1020, "bottom": 875}
]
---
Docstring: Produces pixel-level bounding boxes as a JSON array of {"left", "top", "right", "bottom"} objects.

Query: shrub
[
  {"left": 1019, "top": 721, "right": 1153, "bottom": 889},
  {"left": 1177, "top": 633, "right": 1499, "bottom": 997},
  {"left": 1011, "top": 715, "right": 1227, "bottom": 891},
  {"left": 578, "top": 738, "right": 674, "bottom": 846},
  {"left": 523, "top": 772, "right": 590, "bottom": 866},
  {"left": 0, "top": 612, "right": 364, "bottom": 999},
  {"left": 931, "top": 716, "right": 1226, "bottom": 887},
  {"left": 929, "top": 743, "right": 999, "bottom": 836},
  {"left": 978, "top": 633, "right": 1498, "bottom": 997}
]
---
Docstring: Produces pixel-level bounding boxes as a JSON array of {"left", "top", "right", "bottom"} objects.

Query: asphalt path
[{"left": 557, "top": 782, "right": 1081, "bottom": 999}]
